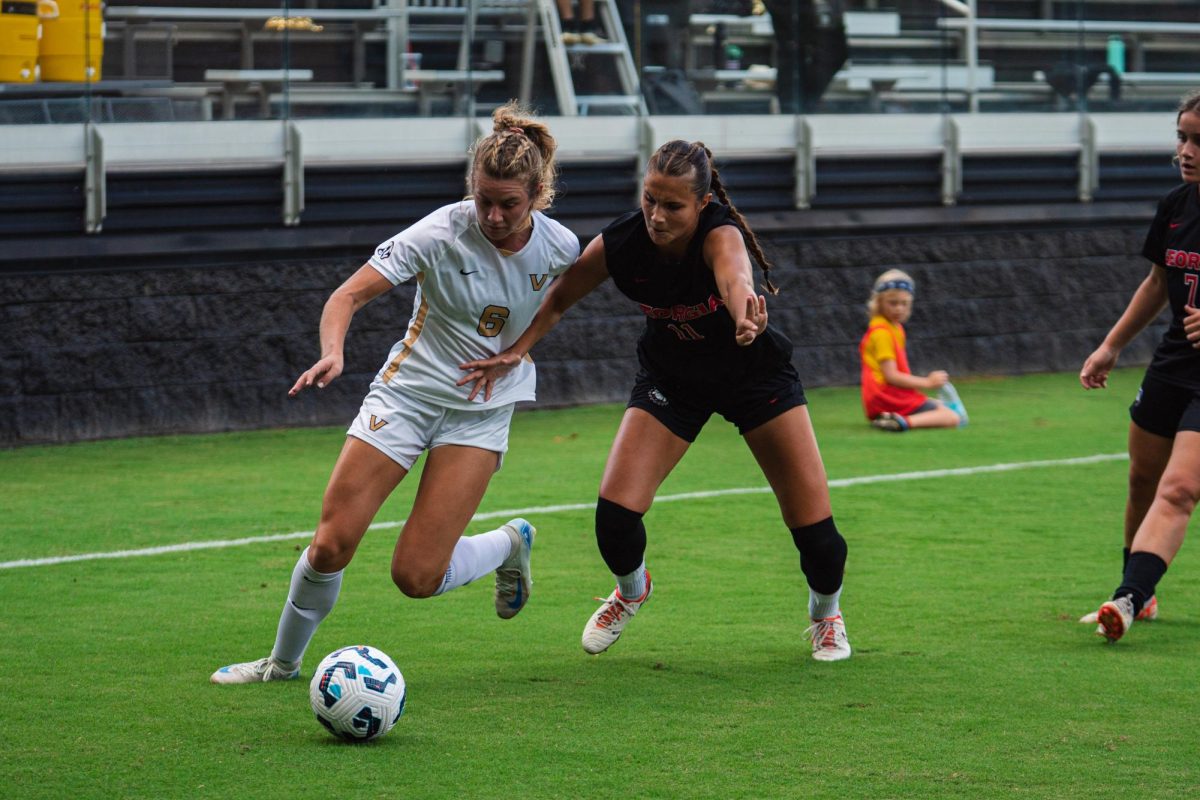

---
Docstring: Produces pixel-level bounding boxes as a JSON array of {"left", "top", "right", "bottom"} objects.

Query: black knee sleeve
[
  {"left": 790, "top": 516, "right": 847, "bottom": 595},
  {"left": 595, "top": 497, "right": 647, "bottom": 577}
]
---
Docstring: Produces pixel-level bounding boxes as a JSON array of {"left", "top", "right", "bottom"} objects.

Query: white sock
[
  {"left": 271, "top": 547, "right": 343, "bottom": 665},
  {"left": 809, "top": 586, "right": 842, "bottom": 620},
  {"left": 616, "top": 562, "right": 648, "bottom": 601},
  {"left": 433, "top": 528, "right": 513, "bottom": 596}
]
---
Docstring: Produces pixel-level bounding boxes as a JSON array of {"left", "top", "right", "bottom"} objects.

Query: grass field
[{"left": 2, "top": 368, "right": 1198, "bottom": 799}]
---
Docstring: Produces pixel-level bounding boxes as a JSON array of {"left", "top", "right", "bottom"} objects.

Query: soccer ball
[{"left": 309, "top": 645, "right": 406, "bottom": 741}]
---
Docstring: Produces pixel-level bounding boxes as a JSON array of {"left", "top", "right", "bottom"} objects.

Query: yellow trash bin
[
  {"left": 39, "top": 0, "right": 101, "bottom": 82},
  {"left": 0, "top": 0, "right": 57, "bottom": 83}
]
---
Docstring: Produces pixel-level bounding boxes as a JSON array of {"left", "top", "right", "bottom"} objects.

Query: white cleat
[
  {"left": 1096, "top": 595, "right": 1136, "bottom": 643},
  {"left": 1080, "top": 594, "right": 1157, "bottom": 624},
  {"left": 495, "top": 518, "right": 535, "bottom": 620},
  {"left": 581, "top": 575, "right": 652, "bottom": 655},
  {"left": 210, "top": 656, "right": 300, "bottom": 684},
  {"left": 806, "top": 615, "right": 852, "bottom": 662}
]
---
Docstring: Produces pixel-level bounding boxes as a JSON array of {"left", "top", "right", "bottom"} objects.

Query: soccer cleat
[
  {"left": 805, "top": 614, "right": 852, "bottom": 662},
  {"left": 1138, "top": 594, "right": 1159, "bottom": 621},
  {"left": 1080, "top": 594, "right": 1158, "bottom": 624},
  {"left": 210, "top": 656, "right": 300, "bottom": 684},
  {"left": 581, "top": 575, "right": 652, "bottom": 654},
  {"left": 495, "top": 518, "right": 535, "bottom": 619},
  {"left": 1095, "top": 595, "right": 1136, "bottom": 643},
  {"left": 871, "top": 412, "right": 908, "bottom": 432}
]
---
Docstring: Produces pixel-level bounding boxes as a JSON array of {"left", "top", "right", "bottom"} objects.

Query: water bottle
[{"left": 938, "top": 381, "right": 968, "bottom": 427}]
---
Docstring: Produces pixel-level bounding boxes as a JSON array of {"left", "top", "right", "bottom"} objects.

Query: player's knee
[
  {"left": 791, "top": 516, "right": 847, "bottom": 594},
  {"left": 307, "top": 538, "right": 355, "bottom": 573},
  {"left": 595, "top": 497, "right": 647, "bottom": 577},
  {"left": 1128, "top": 460, "right": 1163, "bottom": 499},
  {"left": 390, "top": 563, "right": 440, "bottom": 599},
  {"left": 1156, "top": 474, "right": 1200, "bottom": 516}
]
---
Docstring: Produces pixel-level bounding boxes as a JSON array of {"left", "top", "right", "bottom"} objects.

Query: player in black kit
[
  {"left": 459, "top": 139, "right": 852, "bottom": 661},
  {"left": 1081, "top": 90, "right": 1200, "bottom": 643}
]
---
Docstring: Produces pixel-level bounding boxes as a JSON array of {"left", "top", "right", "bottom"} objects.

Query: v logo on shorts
[{"left": 369, "top": 415, "right": 389, "bottom": 431}]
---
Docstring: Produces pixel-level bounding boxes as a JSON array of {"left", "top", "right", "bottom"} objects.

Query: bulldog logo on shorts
[{"left": 648, "top": 388, "right": 669, "bottom": 407}]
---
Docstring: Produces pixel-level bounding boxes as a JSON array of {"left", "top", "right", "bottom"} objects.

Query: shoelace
[
  {"left": 594, "top": 598, "right": 629, "bottom": 629},
  {"left": 805, "top": 619, "right": 841, "bottom": 649}
]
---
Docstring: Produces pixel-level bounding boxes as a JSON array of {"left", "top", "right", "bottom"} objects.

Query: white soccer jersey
[{"left": 367, "top": 200, "right": 580, "bottom": 410}]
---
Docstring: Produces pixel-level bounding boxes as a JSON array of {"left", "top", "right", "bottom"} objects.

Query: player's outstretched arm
[
  {"left": 289, "top": 263, "right": 393, "bottom": 396},
  {"left": 1080, "top": 264, "right": 1167, "bottom": 389},
  {"left": 707, "top": 226, "right": 764, "bottom": 346},
  {"left": 458, "top": 236, "right": 609, "bottom": 401}
]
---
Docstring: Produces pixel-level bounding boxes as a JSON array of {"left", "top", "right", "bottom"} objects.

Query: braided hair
[
  {"left": 469, "top": 100, "right": 558, "bottom": 210},
  {"left": 646, "top": 139, "right": 778, "bottom": 295}
]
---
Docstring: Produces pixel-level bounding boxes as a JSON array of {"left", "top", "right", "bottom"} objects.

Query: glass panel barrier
[{"left": 1, "top": 0, "right": 1194, "bottom": 123}]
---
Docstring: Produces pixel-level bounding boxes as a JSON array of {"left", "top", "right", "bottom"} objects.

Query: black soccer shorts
[
  {"left": 1129, "top": 371, "right": 1200, "bottom": 438},
  {"left": 627, "top": 363, "right": 807, "bottom": 443}
]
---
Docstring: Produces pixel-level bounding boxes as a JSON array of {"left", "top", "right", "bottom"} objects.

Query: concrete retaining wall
[{"left": 1, "top": 219, "right": 1163, "bottom": 446}]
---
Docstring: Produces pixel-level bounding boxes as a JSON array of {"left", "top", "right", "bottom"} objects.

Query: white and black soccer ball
[{"left": 309, "top": 645, "right": 406, "bottom": 741}]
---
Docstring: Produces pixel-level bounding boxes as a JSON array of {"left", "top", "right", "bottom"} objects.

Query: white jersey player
[{"left": 212, "top": 102, "right": 579, "bottom": 686}]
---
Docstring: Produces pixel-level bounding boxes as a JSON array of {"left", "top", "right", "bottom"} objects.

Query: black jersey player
[
  {"left": 1081, "top": 89, "right": 1200, "bottom": 643},
  {"left": 460, "top": 139, "right": 852, "bottom": 662}
]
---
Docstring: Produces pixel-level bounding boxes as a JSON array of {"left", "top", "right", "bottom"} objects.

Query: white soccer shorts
[{"left": 347, "top": 385, "right": 515, "bottom": 471}]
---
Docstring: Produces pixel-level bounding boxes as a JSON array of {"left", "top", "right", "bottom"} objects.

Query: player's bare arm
[
  {"left": 458, "top": 236, "right": 610, "bottom": 400},
  {"left": 1080, "top": 264, "right": 1168, "bottom": 389},
  {"left": 706, "top": 226, "right": 766, "bottom": 346},
  {"left": 290, "top": 264, "right": 393, "bottom": 396}
]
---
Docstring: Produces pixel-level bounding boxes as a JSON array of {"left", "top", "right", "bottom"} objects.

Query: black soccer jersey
[
  {"left": 1143, "top": 183, "right": 1200, "bottom": 389},
  {"left": 601, "top": 202, "right": 794, "bottom": 394}
]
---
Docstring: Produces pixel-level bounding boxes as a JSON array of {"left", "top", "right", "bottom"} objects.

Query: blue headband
[{"left": 875, "top": 279, "right": 914, "bottom": 295}]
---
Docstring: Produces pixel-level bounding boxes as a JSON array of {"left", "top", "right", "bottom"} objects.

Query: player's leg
[
  {"left": 1098, "top": 429, "right": 1200, "bottom": 642},
  {"left": 390, "top": 443, "right": 502, "bottom": 597},
  {"left": 1085, "top": 377, "right": 1184, "bottom": 626},
  {"left": 582, "top": 403, "right": 693, "bottom": 654},
  {"left": 906, "top": 401, "right": 963, "bottom": 429},
  {"left": 1118, "top": 422, "right": 1172, "bottom": 620},
  {"left": 391, "top": 402, "right": 534, "bottom": 617},
  {"left": 744, "top": 405, "right": 851, "bottom": 662},
  {"left": 1079, "top": 420, "right": 1172, "bottom": 623},
  {"left": 212, "top": 436, "right": 407, "bottom": 683}
]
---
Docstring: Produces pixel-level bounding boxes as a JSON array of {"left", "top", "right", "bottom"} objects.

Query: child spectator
[{"left": 859, "top": 269, "right": 966, "bottom": 432}]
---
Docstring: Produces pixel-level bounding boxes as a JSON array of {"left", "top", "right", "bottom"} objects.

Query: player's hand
[
  {"left": 289, "top": 354, "right": 343, "bottom": 396},
  {"left": 926, "top": 370, "right": 949, "bottom": 389},
  {"left": 1079, "top": 345, "right": 1117, "bottom": 389},
  {"left": 735, "top": 294, "right": 768, "bottom": 346},
  {"left": 1185, "top": 305, "right": 1200, "bottom": 348},
  {"left": 458, "top": 352, "right": 523, "bottom": 402}
]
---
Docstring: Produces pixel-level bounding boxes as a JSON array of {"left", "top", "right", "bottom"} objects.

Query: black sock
[
  {"left": 1114, "top": 551, "right": 1167, "bottom": 616},
  {"left": 1122, "top": 546, "right": 1130, "bottom": 569}
]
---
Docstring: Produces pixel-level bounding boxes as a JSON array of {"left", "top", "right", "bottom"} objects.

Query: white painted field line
[{"left": 0, "top": 452, "right": 1127, "bottom": 571}]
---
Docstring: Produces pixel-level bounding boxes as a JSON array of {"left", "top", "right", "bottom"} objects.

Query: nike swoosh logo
[
  {"left": 460, "top": 269, "right": 479, "bottom": 275},
  {"left": 1169, "top": 222, "right": 1181, "bottom": 229},
  {"left": 506, "top": 581, "right": 523, "bottom": 610}
]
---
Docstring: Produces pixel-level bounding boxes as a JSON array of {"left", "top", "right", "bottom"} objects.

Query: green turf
[{"left": 1, "top": 368, "right": 1198, "bottom": 799}]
